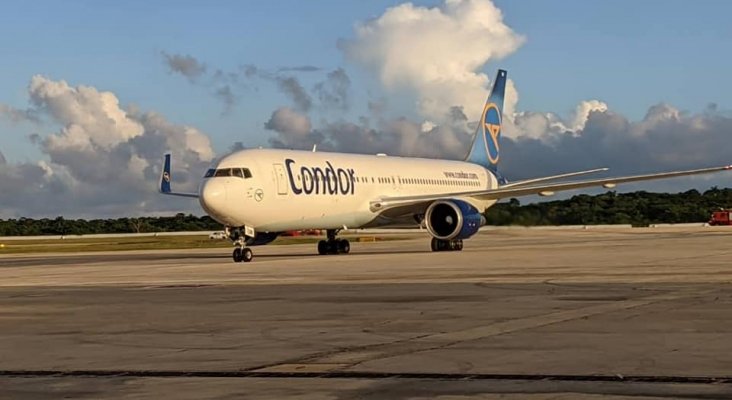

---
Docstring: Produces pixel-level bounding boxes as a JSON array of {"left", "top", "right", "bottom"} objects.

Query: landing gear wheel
[
  {"left": 431, "top": 237, "right": 440, "bottom": 252},
  {"left": 233, "top": 247, "right": 254, "bottom": 262},
  {"left": 431, "top": 238, "right": 462, "bottom": 252},
  {"left": 328, "top": 240, "right": 339, "bottom": 254},
  {"left": 317, "top": 235, "right": 351, "bottom": 255},
  {"left": 338, "top": 239, "right": 350, "bottom": 254},
  {"left": 233, "top": 247, "right": 243, "bottom": 262},
  {"left": 317, "top": 240, "right": 328, "bottom": 255},
  {"left": 242, "top": 247, "right": 253, "bottom": 262}
]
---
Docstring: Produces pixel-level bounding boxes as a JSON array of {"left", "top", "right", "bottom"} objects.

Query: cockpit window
[
  {"left": 205, "top": 167, "right": 253, "bottom": 179},
  {"left": 214, "top": 168, "right": 232, "bottom": 177}
]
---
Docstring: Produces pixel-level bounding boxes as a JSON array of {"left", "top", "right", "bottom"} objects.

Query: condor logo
[
  {"left": 285, "top": 159, "right": 356, "bottom": 195},
  {"left": 482, "top": 102, "right": 501, "bottom": 164}
]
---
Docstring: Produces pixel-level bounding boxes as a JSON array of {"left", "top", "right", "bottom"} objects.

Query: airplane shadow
[{"left": 204, "top": 249, "right": 430, "bottom": 260}]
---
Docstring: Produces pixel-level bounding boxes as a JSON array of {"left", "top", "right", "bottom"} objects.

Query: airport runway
[{"left": 1, "top": 227, "right": 732, "bottom": 399}]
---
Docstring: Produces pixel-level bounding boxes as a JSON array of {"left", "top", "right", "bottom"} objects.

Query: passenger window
[{"left": 243, "top": 168, "right": 252, "bottom": 178}]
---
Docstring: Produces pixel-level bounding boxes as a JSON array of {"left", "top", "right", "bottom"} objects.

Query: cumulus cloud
[
  {"left": 340, "top": 0, "right": 524, "bottom": 120},
  {"left": 0, "top": 76, "right": 214, "bottom": 218},
  {"left": 161, "top": 51, "right": 207, "bottom": 81},
  {"left": 29, "top": 76, "right": 145, "bottom": 150},
  {"left": 264, "top": 101, "right": 473, "bottom": 160},
  {"left": 265, "top": 107, "right": 323, "bottom": 150},
  {"left": 500, "top": 104, "right": 732, "bottom": 188},
  {"left": 264, "top": 107, "right": 312, "bottom": 136}
]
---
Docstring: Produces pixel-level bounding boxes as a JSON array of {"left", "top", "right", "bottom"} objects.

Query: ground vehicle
[
  {"left": 208, "top": 231, "right": 227, "bottom": 240},
  {"left": 709, "top": 210, "right": 732, "bottom": 225}
]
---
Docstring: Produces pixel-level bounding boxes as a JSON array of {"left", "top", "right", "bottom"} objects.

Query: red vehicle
[{"left": 709, "top": 210, "right": 732, "bottom": 225}]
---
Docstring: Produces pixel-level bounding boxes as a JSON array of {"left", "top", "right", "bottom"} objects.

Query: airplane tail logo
[
  {"left": 466, "top": 69, "right": 507, "bottom": 174},
  {"left": 160, "top": 153, "right": 172, "bottom": 193}
]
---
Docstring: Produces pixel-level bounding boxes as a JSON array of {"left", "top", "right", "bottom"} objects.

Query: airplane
[{"left": 159, "top": 69, "right": 731, "bottom": 262}]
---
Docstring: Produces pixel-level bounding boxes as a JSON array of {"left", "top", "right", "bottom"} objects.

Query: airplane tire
[
  {"left": 317, "top": 240, "right": 328, "bottom": 255},
  {"left": 431, "top": 238, "right": 463, "bottom": 252},
  {"left": 338, "top": 239, "right": 350, "bottom": 254},
  {"left": 232, "top": 248, "right": 243, "bottom": 262},
  {"left": 431, "top": 238, "right": 440, "bottom": 252},
  {"left": 242, "top": 248, "right": 253, "bottom": 262}
]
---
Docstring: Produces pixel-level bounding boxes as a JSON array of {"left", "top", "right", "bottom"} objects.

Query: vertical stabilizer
[{"left": 465, "top": 69, "right": 507, "bottom": 175}]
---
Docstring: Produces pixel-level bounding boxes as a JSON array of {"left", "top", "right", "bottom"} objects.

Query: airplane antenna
[{"left": 312, "top": 144, "right": 317, "bottom": 152}]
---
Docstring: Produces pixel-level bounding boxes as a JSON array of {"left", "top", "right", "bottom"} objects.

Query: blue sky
[
  {"left": 1, "top": 0, "right": 732, "bottom": 217},
  {"left": 2, "top": 0, "right": 730, "bottom": 161}
]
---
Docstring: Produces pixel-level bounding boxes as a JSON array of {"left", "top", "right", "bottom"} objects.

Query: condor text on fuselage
[{"left": 285, "top": 158, "right": 357, "bottom": 196}]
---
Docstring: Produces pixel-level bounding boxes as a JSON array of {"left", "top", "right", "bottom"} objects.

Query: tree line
[
  {"left": 0, "top": 213, "right": 220, "bottom": 236},
  {"left": 485, "top": 187, "right": 732, "bottom": 226},
  {"left": 2, "top": 187, "right": 732, "bottom": 236}
]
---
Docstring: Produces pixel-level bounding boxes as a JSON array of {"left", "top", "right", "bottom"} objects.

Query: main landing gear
[
  {"left": 317, "top": 229, "right": 350, "bottom": 255},
  {"left": 431, "top": 237, "right": 463, "bottom": 252}
]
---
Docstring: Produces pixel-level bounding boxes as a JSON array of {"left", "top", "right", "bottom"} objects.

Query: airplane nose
[{"left": 199, "top": 179, "right": 228, "bottom": 218}]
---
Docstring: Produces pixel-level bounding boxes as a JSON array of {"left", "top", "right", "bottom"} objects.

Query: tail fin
[{"left": 465, "top": 69, "right": 507, "bottom": 175}]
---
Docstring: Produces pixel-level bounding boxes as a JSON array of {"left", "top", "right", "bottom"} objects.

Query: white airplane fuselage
[{"left": 199, "top": 148, "right": 499, "bottom": 232}]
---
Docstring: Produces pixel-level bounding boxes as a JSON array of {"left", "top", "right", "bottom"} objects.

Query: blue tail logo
[
  {"left": 466, "top": 69, "right": 507, "bottom": 174},
  {"left": 482, "top": 102, "right": 502, "bottom": 163},
  {"left": 160, "top": 153, "right": 172, "bottom": 193}
]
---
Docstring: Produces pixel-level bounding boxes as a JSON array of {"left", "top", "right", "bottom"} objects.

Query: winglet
[
  {"left": 160, "top": 153, "right": 172, "bottom": 193},
  {"left": 158, "top": 153, "right": 199, "bottom": 198}
]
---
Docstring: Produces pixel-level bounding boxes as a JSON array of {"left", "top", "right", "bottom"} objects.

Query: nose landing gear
[
  {"left": 228, "top": 227, "right": 254, "bottom": 263},
  {"left": 317, "top": 229, "right": 350, "bottom": 255},
  {"left": 431, "top": 237, "right": 463, "bottom": 252},
  {"left": 233, "top": 246, "right": 253, "bottom": 262}
]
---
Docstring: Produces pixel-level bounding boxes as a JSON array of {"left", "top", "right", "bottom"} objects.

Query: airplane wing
[
  {"left": 159, "top": 153, "right": 199, "bottom": 198},
  {"left": 501, "top": 167, "right": 608, "bottom": 188},
  {"left": 370, "top": 165, "right": 732, "bottom": 213}
]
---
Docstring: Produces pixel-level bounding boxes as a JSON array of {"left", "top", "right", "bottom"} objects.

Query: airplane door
[{"left": 273, "top": 164, "right": 288, "bottom": 195}]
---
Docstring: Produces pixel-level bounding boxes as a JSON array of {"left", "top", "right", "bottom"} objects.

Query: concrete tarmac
[{"left": 1, "top": 227, "right": 732, "bottom": 399}]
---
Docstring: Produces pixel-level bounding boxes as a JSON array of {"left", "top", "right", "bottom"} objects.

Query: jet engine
[{"left": 424, "top": 199, "right": 485, "bottom": 240}]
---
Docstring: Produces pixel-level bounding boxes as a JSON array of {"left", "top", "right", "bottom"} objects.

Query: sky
[{"left": 1, "top": 0, "right": 732, "bottom": 218}]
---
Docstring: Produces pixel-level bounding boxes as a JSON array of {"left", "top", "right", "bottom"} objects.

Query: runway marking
[
  {"left": 1, "top": 369, "right": 731, "bottom": 384},
  {"left": 278, "top": 288, "right": 712, "bottom": 370}
]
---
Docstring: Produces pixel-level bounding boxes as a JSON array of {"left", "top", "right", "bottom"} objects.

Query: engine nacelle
[{"left": 425, "top": 199, "right": 485, "bottom": 240}]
